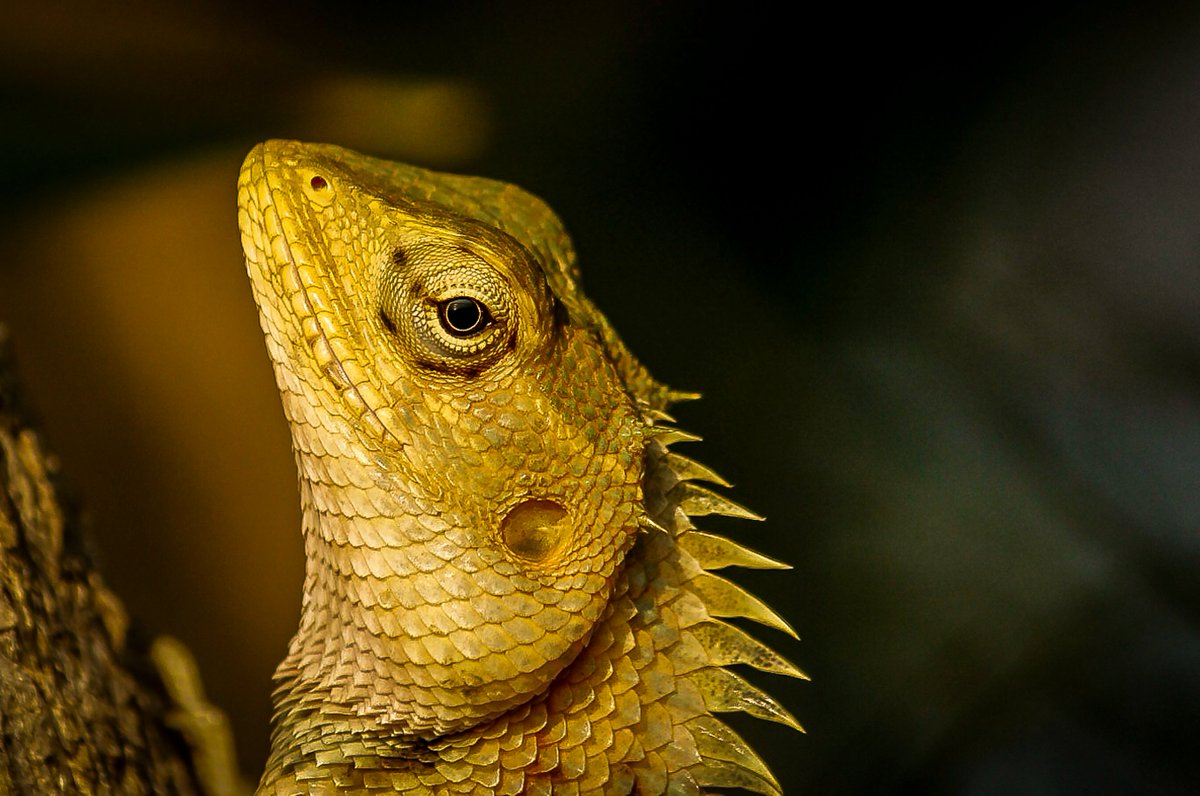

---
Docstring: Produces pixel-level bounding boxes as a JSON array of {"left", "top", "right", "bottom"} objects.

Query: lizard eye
[
  {"left": 377, "top": 244, "right": 516, "bottom": 374},
  {"left": 440, "top": 297, "right": 492, "bottom": 337}
]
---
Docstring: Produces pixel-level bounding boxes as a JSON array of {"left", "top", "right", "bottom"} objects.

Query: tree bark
[{"left": 0, "top": 325, "right": 201, "bottom": 794}]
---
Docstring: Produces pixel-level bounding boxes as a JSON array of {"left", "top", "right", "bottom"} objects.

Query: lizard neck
[
  {"left": 261, "top": 437, "right": 801, "bottom": 795},
  {"left": 264, "top": 436, "right": 635, "bottom": 773}
]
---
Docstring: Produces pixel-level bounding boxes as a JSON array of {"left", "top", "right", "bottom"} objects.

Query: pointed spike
[
  {"left": 689, "top": 621, "right": 810, "bottom": 681},
  {"left": 687, "top": 715, "right": 781, "bottom": 795},
  {"left": 690, "top": 761, "right": 782, "bottom": 796},
  {"left": 674, "top": 483, "right": 764, "bottom": 521},
  {"left": 678, "top": 531, "right": 791, "bottom": 571},
  {"left": 690, "top": 572, "right": 798, "bottom": 638},
  {"left": 687, "top": 667, "right": 804, "bottom": 732},
  {"left": 666, "top": 389, "right": 702, "bottom": 405},
  {"left": 645, "top": 407, "right": 678, "bottom": 424},
  {"left": 639, "top": 514, "right": 671, "bottom": 535},
  {"left": 664, "top": 452, "right": 731, "bottom": 487},
  {"left": 648, "top": 425, "right": 702, "bottom": 446}
]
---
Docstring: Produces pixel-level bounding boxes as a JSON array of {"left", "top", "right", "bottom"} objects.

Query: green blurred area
[{"left": 2, "top": 2, "right": 1198, "bottom": 793}]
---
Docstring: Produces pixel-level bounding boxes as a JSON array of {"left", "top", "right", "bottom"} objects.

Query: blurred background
[{"left": 1, "top": 1, "right": 1198, "bottom": 793}]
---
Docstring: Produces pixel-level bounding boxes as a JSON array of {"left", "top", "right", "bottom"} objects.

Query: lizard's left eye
[{"left": 440, "top": 297, "right": 492, "bottom": 337}]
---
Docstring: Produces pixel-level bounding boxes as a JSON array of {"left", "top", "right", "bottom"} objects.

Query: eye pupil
[{"left": 441, "top": 297, "right": 488, "bottom": 336}]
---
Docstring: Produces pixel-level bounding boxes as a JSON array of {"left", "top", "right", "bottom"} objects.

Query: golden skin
[{"left": 239, "top": 140, "right": 803, "bottom": 794}]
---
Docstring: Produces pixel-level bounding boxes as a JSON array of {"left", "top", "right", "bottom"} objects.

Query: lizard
[{"left": 237, "top": 139, "right": 805, "bottom": 795}]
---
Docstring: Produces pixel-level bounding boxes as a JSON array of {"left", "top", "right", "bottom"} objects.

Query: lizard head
[{"left": 240, "top": 141, "right": 802, "bottom": 794}]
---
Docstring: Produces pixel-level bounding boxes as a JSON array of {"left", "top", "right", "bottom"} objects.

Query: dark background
[{"left": 2, "top": 2, "right": 1198, "bottom": 793}]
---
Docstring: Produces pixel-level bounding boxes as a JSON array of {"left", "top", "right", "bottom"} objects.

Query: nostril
[{"left": 501, "top": 499, "right": 569, "bottom": 562}]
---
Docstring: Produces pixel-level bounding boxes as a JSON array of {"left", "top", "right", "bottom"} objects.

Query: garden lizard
[{"left": 237, "top": 140, "right": 804, "bottom": 794}]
